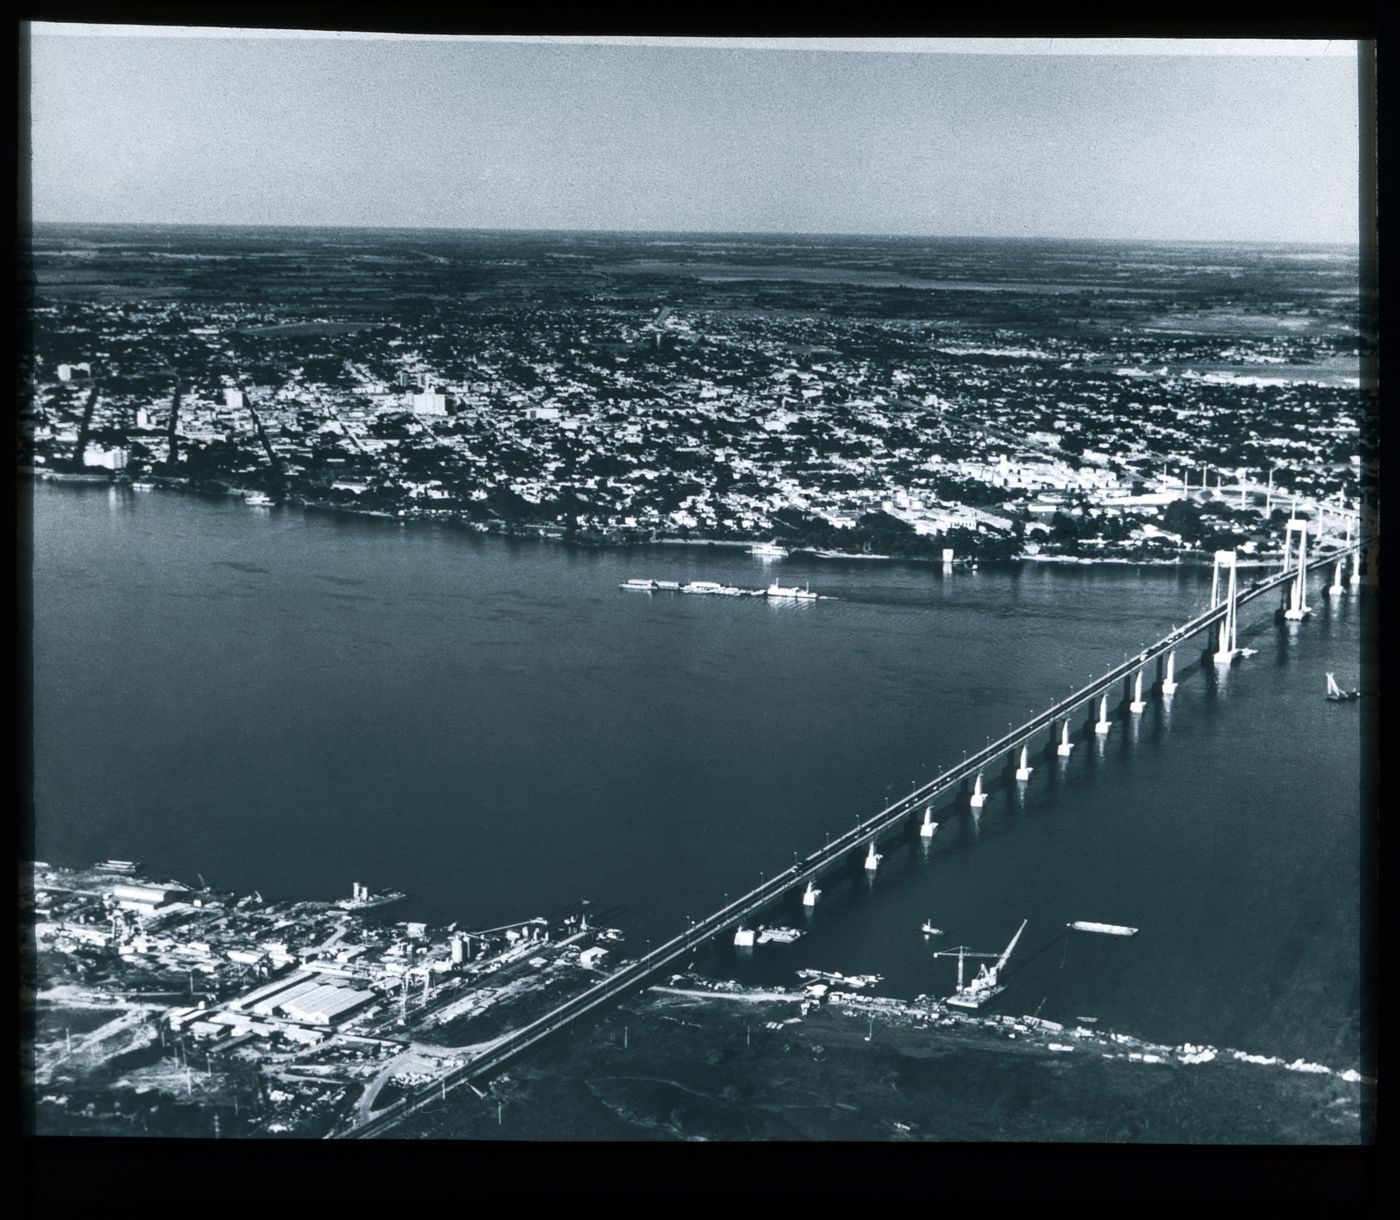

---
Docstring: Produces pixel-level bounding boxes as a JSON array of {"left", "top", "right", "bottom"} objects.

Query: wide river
[{"left": 27, "top": 483, "right": 1370, "bottom": 1071}]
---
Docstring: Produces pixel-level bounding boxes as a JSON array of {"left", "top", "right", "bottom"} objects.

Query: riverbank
[
  {"left": 394, "top": 985, "right": 1369, "bottom": 1143},
  {"left": 25, "top": 471, "right": 1314, "bottom": 572}
]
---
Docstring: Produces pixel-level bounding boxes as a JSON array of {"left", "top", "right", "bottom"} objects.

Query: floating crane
[
  {"left": 935, "top": 918, "right": 1028, "bottom": 1009},
  {"left": 1325, "top": 673, "right": 1360, "bottom": 703}
]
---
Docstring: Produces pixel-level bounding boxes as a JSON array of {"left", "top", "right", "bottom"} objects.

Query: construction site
[{"left": 24, "top": 861, "right": 627, "bottom": 1138}]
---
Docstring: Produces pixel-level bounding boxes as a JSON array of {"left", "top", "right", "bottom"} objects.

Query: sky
[{"left": 25, "top": 30, "right": 1363, "bottom": 242}]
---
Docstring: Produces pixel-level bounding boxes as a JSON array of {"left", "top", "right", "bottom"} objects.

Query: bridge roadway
[{"left": 342, "top": 541, "right": 1363, "bottom": 1138}]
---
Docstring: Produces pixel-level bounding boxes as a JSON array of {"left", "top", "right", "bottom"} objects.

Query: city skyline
[{"left": 27, "top": 30, "right": 1363, "bottom": 243}]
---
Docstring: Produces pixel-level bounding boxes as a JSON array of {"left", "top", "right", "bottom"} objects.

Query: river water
[{"left": 26, "top": 483, "right": 1371, "bottom": 1070}]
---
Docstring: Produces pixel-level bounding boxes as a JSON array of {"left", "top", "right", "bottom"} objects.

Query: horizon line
[{"left": 24, "top": 220, "right": 1363, "bottom": 248}]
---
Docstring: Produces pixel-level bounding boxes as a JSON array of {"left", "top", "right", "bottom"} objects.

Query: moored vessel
[
  {"left": 335, "top": 881, "right": 407, "bottom": 912},
  {"left": 1067, "top": 921, "right": 1138, "bottom": 937}
]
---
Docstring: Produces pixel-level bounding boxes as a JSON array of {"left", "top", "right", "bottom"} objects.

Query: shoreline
[{"left": 26, "top": 471, "right": 1316, "bottom": 572}]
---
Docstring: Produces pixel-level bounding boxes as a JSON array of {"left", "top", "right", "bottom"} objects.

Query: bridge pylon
[
  {"left": 1212, "top": 549, "right": 1239, "bottom": 663},
  {"left": 1283, "top": 519, "right": 1312, "bottom": 620}
]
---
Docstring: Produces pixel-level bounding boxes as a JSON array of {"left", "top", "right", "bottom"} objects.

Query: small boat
[
  {"left": 921, "top": 922, "right": 945, "bottom": 937},
  {"left": 620, "top": 578, "right": 656, "bottom": 591},
  {"left": 1067, "top": 921, "right": 1138, "bottom": 937},
  {"left": 1325, "top": 673, "right": 1360, "bottom": 702},
  {"left": 756, "top": 926, "right": 803, "bottom": 944},
  {"left": 130, "top": 481, "right": 155, "bottom": 491},
  {"left": 748, "top": 542, "right": 788, "bottom": 557},
  {"left": 245, "top": 492, "right": 275, "bottom": 506},
  {"left": 99, "top": 859, "right": 141, "bottom": 873}
]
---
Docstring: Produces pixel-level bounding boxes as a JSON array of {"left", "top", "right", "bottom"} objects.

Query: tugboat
[
  {"left": 921, "top": 921, "right": 945, "bottom": 937},
  {"left": 1325, "top": 673, "right": 1360, "bottom": 702}
]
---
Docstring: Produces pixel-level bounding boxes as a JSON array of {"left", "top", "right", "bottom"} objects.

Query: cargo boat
[
  {"left": 1067, "top": 921, "right": 1139, "bottom": 936},
  {"left": 747, "top": 542, "right": 788, "bottom": 557},
  {"left": 335, "top": 882, "right": 407, "bottom": 912},
  {"left": 765, "top": 582, "right": 819, "bottom": 600}
]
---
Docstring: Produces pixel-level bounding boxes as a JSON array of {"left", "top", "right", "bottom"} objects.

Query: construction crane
[
  {"left": 931, "top": 945, "right": 1000, "bottom": 994},
  {"left": 934, "top": 918, "right": 1029, "bottom": 1010}
]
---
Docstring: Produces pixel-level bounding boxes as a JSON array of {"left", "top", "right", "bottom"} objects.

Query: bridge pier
[
  {"left": 1328, "top": 558, "right": 1344, "bottom": 595},
  {"left": 1094, "top": 693, "right": 1111, "bottom": 736},
  {"left": 1014, "top": 743, "right": 1033, "bottom": 781},
  {"left": 1056, "top": 718, "right": 1074, "bottom": 757},
  {"left": 1161, "top": 649, "right": 1178, "bottom": 695},
  {"left": 864, "top": 841, "right": 882, "bottom": 871},
  {"left": 919, "top": 806, "right": 939, "bottom": 838},
  {"left": 970, "top": 771, "right": 987, "bottom": 809},
  {"left": 1129, "top": 670, "right": 1146, "bottom": 714}
]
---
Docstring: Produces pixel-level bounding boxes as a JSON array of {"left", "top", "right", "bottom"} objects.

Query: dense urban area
[{"left": 20, "top": 227, "right": 1375, "bottom": 561}]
